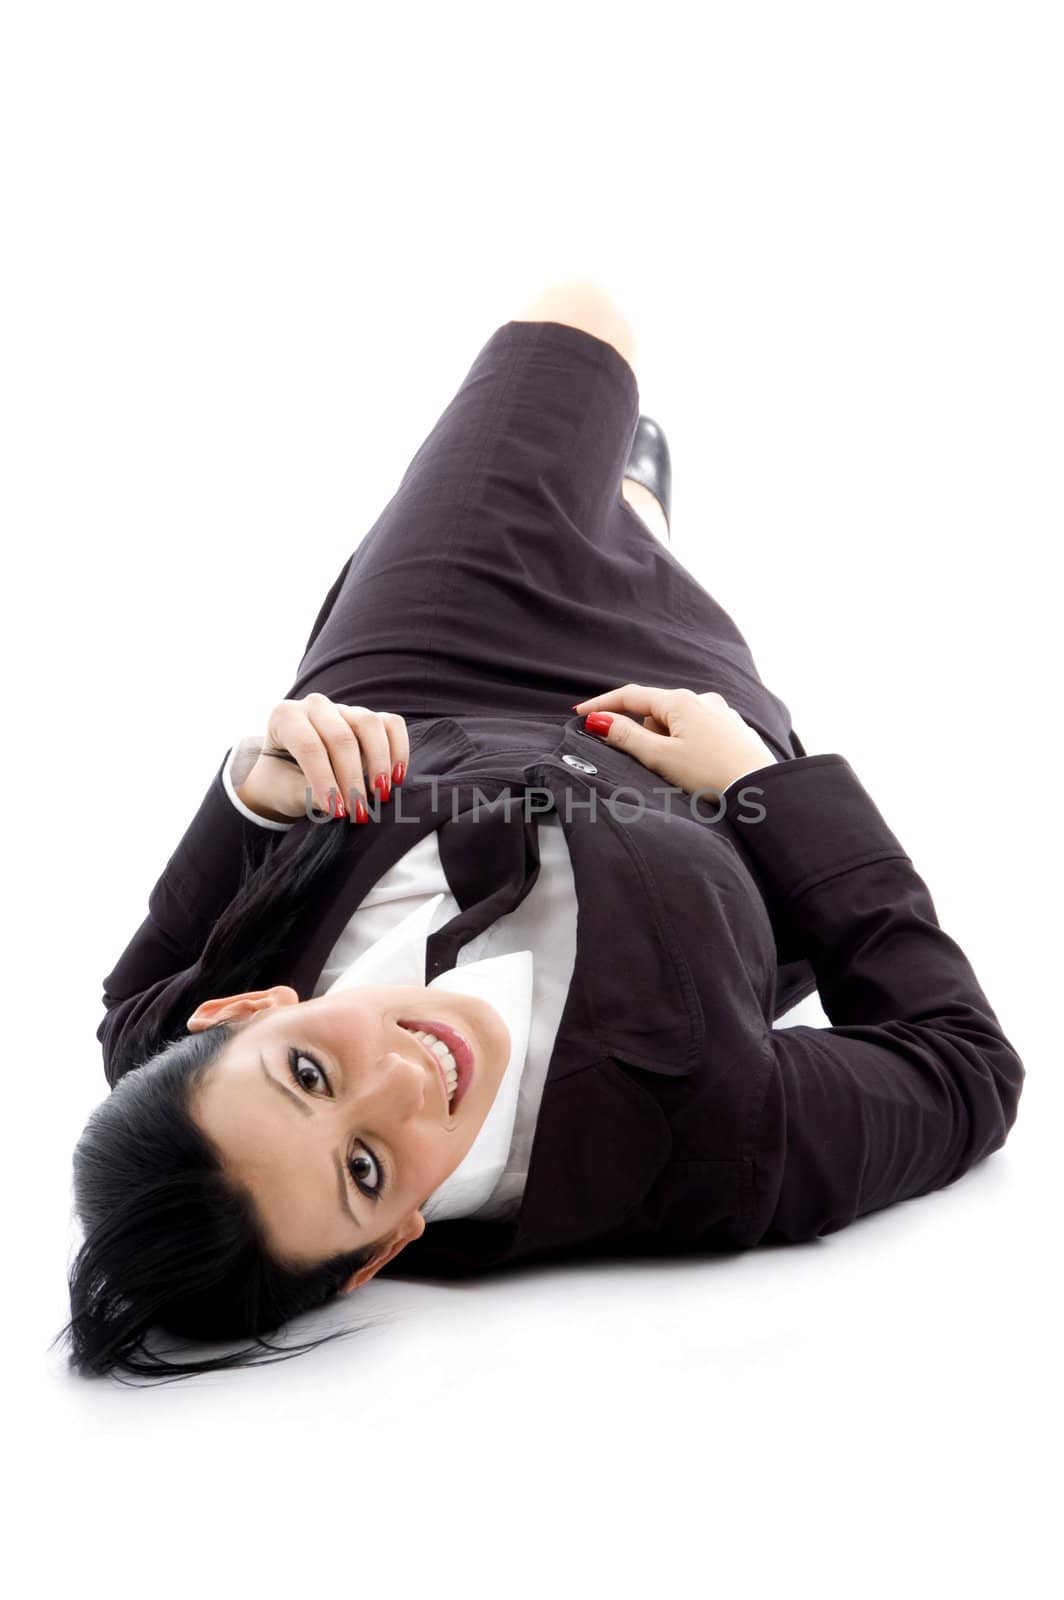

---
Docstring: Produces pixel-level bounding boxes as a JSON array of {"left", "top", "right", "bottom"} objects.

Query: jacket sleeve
[
  {"left": 721, "top": 753, "right": 1025, "bottom": 1244},
  {"left": 97, "top": 748, "right": 286, "bottom": 1087}
]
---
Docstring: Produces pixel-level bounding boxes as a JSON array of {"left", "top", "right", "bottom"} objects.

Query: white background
[{"left": 3, "top": 2, "right": 1060, "bottom": 1595}]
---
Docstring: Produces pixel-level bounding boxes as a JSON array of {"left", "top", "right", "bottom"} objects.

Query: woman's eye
[
  {"left": 286, "top": 1048, "right": 387, "bottom": 1200},
  {"left": 288, "top": 1049, "right": 328, "bottom": 1094},
  {"left": 348, "top": 1147, "right": 385, "bottom": 1199}
]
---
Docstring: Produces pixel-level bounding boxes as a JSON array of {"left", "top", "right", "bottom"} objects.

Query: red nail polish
[
  {"left": 333, "top": 793, "right": 348, "bottom": 819},
  {"left": 354, "top": 797, "right": 370, "bottom": 824},
  {"left": 585, "top": 712, "right": 613, "bottom": 737},
  {"left": 374, "top": 772, "right": 391, "bottom": 803},
  {"left": 392, "top": 761, "right": 406, "bottom": 786}
]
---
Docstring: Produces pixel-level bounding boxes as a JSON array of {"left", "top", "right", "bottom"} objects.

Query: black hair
[{"left": 53, "top": 812, "right": 400, "bottom": 1384}]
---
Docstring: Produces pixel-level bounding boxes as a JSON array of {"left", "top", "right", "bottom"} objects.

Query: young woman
[{"left": 56, "top": 278, "right": 1025, "bottom": 1381}]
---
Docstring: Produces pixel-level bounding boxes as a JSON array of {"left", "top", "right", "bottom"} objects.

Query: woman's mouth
[{"left": 399, "top": 1019, "right": 475, "bottom": 1114}]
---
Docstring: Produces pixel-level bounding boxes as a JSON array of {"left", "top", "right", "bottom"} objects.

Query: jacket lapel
[{"left": 540, "top": 757, "right": 703, "bottom": 1078}]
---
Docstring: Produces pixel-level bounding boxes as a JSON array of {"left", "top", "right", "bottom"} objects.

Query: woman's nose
[{"left": 372, "top": 1049, "right": 430, "bottom": 1118}]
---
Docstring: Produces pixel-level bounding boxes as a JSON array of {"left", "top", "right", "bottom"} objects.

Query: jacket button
[{"left": 562, "top": 753, "right": 597, "bottom": 774}]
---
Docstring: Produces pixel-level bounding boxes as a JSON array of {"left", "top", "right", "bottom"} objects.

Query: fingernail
[
  {"left": 354, "top": 797, "right": 370, "bottom": 824},
  {"left": 584, "top": 713, "right": 613, "bottom": 737},
  {"left": 374, "top": 772, "right": 391, "bottom": 804},
  {"left": 333, "top": 792, "right": 348, "bottom": 819},
  {"left": 392, "top": 761, "right": 406, "bottom": 786}
]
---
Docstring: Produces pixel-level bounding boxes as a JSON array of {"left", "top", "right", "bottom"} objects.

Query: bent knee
[{"left": 513, "top": 276, "right": 637, "bottom": 373}]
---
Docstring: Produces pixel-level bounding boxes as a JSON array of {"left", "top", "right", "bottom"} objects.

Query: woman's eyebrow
[
  {"left": 259, "top": 1053, "right": 312, "bottom": 1116},
  {"left": 258, "top": 1052, "right": 366, "bottom": 1230}
]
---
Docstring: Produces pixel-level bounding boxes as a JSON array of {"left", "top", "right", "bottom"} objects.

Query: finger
[
  {"left": 377, "top": 711, "right": 410, "bottom": 786},
  {"left": 572, "top": 683, "right": 639, "bottom": 712},
  {"left": 272, "top": 702, "right": 341, "bottom": 816},
  {"left": 581, "top": 704, "right": 671, "bottom": 769},
  {"left": 573, "top": 684, "right": 681, "bottom": 724},
  {"left": 330, "top": 703, "right": 398, "bottom": 811},
  {"left": 340, "top": 707, "right": 403, "bottom": 806},
  {"left": 303, "top": 695, "right": 375, "bottom": 818}
]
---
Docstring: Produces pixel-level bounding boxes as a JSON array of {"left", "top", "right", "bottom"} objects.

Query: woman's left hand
[
  {"left": 236, "top": 693, "right": 409, "bottom": 822},
  {"left": 572, "top": 682, "right": 777, "bottom": 796}
]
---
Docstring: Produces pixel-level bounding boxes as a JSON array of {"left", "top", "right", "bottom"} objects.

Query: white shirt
[{"left": 221, "top": 741, "right": 578, "bottom": 1225}]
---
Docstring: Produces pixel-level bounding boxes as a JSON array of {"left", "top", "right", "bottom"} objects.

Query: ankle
[{"left": 622, "top": 476, "right": 669, "bottom": 543}]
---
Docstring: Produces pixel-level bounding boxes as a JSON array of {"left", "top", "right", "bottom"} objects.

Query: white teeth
[{"left": 414, "top": 1031, "right": 458, "bottom": 1102}]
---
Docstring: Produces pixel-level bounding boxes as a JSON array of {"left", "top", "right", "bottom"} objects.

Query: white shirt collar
[{"left": 322, "top": 893, "right": 534, "bottom": 1222}]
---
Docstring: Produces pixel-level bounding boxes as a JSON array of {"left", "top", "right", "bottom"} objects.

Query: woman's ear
[
  {"left": 339, "top": 1211, "right": 427, "bottom": 1293},
  {"left": 186, "top": 986, "right": 300, "bottom": 1032}
]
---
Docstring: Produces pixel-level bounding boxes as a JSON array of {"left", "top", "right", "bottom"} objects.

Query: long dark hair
[{"left": 53, "top": 813, "right": 398, "bottom": 1383}]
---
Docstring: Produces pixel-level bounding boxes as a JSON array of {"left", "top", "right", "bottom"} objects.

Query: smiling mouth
[
  {"left": 398, "top": 1019, "right": 475, "bottom": 1115},
  {"left": 399, "top": 1023, "right": 455, "bottom": 1117}
]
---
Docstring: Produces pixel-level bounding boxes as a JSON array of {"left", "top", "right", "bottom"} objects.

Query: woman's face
[{"left": 186, "top": 984, "right": 511, "bottom": 1290}]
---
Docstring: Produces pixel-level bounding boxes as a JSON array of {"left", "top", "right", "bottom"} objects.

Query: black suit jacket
[{"left": 98, "top": 713, "right": 1025, "bottom": 1278}]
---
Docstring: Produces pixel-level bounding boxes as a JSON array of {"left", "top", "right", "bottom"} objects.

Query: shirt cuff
[
  {"left": 721, "top": 757, "right": 781, "bottom": 803},
  {"left": 221, "top": 737, "right": 296, "bottom": 831}
]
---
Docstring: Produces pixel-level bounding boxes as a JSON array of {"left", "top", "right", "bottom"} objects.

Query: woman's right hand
[
  {"left": 572, "top": 683, "right": 779, "bottom": 796},
  {"left": 237, "top": 694, "right": 410, "bottom": 822}
]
